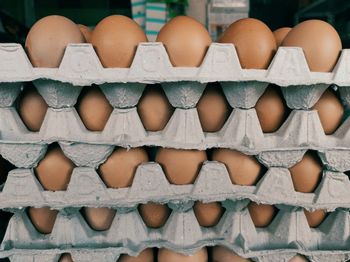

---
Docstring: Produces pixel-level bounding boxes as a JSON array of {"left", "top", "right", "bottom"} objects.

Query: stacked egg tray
[{"left": 1, "top": 42, "right": 350, "bottom": 262}]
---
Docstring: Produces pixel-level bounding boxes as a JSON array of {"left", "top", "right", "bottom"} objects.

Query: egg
[
  {"left": 212, "top": 246, "right": 251, "bottom": 262},
  {"left": 193, "top": 202, "right": 224, "bottom": 227},
  {"left": 273, "top": 27, "right": 291, "bottom": 46},
  {"left": 219, "top": 18, "right": 277, "bottom": 69},
  {"left": 248, "top": 202, "right": 277, "bottom": 227},
  {"left": 289, "top": 151, "right": 322, "bottom": 193},
  {"left": 312, "top": 89, "right": 344, "bottom": 135},
  {"left": 118, "top": 249, "right": 154, "bottom": 262},
  {"left": 289, "top": 255, "right": 309, "bottom": 262},
  {"left": 137, "top": 85, "right": 174, "bottom": 131},
  {"left": 282, "top": 20, "right": 342, "bottom": 72},
  {"left": 155, "top": 148, "right": 207, "bottom": 185},
  {"left": 35, "top": 144, "right": 75, "bottom": 191},
  {"left": 138, "top": 203, "right": 171, "bottom": 228},
  {"left": 77, "top": 86, "right": 113, "bottom": 131},
  {"left": 156, "top": 16, "right": 212, "bottom": 67},
  {"left": 59, "top": 253, "right": 73, "bottom": 262},
  {"left": 25, "top": 15, "right": 84, "bottom": 67},
  {"left": 212, "top": 149, "right": 262, "bottom": 186},
  {"left": 18, "top": 85, "right": 48, "bottom": 132},
  {"left": 255, "top": 85, "right": 287, "bottom": 133},
  {"left": 158, "top": 248, "right": 208, "bottom": 262},
  {"left": 91, "top": 15, "right": 147, "bottom": 68},
  {"left": 304, "top": 209, "right": 326, "bottom": 228},
  {"left": 83, "top": 207, "right": 116, "bottom": 231},
  {"left": 78, "top": 24, "right": 92, "bottom": 43},
  {"left": 28, "top": 207, "right": 58, "bottom": 234},
  {"left": 197, "top": 83, "right": 231, "bottom": 132},
  {"left": 99, "top": 147, "right": 148, "bottom": 188}
]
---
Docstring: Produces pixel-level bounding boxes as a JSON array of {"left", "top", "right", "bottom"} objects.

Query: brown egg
[
  {"left": 28, "top": 207, "right": 58, "bottom": 234},
  {"left": 212, "top": 246, "right": 251, "bottom": 262},
  {"left": 197, "top": 83, "right": 231, "bottom": 132},
  {"left": 273, "top": 27, "right": 291, "bottom": 47},
  {"left": 158, "top": 248, "right": 208, "bottom": 262},
  {"left": 77, "top": 86, "right": 113, "bottom": 131},
  {"left": 193, "top": 202, "right": 224, "bottom": 227},
  {"left": 18, "top": 86, "right": 48, "bottom": 132},
  {"left": 255, "top": 86, "right": 287, "bottom": 133},
  {"left": 156, "top": 16, "right": 212, "bottom": 67},
  {"left": 289, "top": 255, "right": 309, "bottom": 262},
  {"left": 78, "top": 24, "right": 92, "bottom": 43},
  {"left": 25, "top": 15, "right": 85, "bottom": 67},
  {"left": 312, "top": 89, "right": 343, "bottom": 135},
  {"left": 91, "top": 15, "right": 147, "bottom": 68},
  {"left": 99, "top": 147, "right": 148, "bottom": 188},
  {"left": 156, "top": 148, "right": 207, "bottom": 185},
  {"left": 282, "top": 20, "right": 342, "bottom": 72},
  {"left": 248, "top": 202, "right": 277, "bottom": 227},
  {"left": 83, "top": 207, "right": 116, "bottom": 231},
  {"left": 118, "top": 249, "right": 154, "bottom": 262},
  {"left": 138, "top": 203, "right": 171, "bottom": 228},
  {"left": 137, "top": 85, "right": 174, "bottom": 131},
  {"left": 219, "top": 18, "right": 277, "bottom": 69},
  {"left": 212, "top": 149, "right": 262, "bottom": 186},
  {"left": 289, "top": 151, "right": 322, "bottom": 193},
  {"left": 304, "top": 209, "right": 326, "bottom": 228},
  {"left": 35, "top": 145, "right": 75, "bottom": 191},
  {"left": 59, "top": 253, "right": 73, "bottom": 262}
]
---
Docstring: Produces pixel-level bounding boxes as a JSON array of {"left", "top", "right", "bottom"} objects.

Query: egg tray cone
[
  {"left": 0, "top": 151, "right": 349, "bottom": 210},
  {"left": 1, "top": 200, "right": 350, "bottom": 261}
]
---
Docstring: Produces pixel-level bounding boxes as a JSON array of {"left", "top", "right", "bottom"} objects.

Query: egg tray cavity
[
  {"left": 1, "top": 200, "right": 350, "bottom": 262},
  {"left": 1, "top": 146, "right": 350, "bottom": 210}
]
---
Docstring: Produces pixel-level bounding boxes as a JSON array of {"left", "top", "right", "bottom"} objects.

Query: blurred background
[{"left": 0, "top": 0, "right": 349, "bottom": 45}]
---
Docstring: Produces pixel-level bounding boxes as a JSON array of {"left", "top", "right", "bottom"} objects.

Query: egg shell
[
  {"left": 273, "top": 27, "right": 291, "bottom": 47},
  {"left": 304, "top": 209, "right": 326, "bottom": 228},
  {"left": 158, "top": 248, "right": 208, "bottom": 262},
  {"left": 28, "top": 207, "right": 58, "bottom": 234},
  {"left": 77, "top": 86, "right": 113, "bottom": 131},
  {"left": 255, "top": 85, "right": 287, "bottom": 133},
  {"left": 282, "top": 19, "right": 342, "bottom": 72},
  {"left": 219, "top": 18, "right": 277, "bottom": 69},
  {"left": 25, "top": 15, "right": 85, "bottom": 68},
  {"left": 35, "top": 145, "right": 75, "bottom": 191},
  {"left": 248, "top": 202, "right": 277, "bottom": 227},
  {"left": 197, "top": 83, "right": 231, "bottom": 132},
  {"left": 138, "top": 203, "right": 171, "bottom": 228},
  {"left": 155, "top": 148, "right": 207, "bottom": 185},
  {"left": 212, "top": 149, "right": 262, "bottom": 186},
  {"left": 118, "top": 248, "right": 154, "bottom": 262},
  {"left": 91, "top": 15, "right": 147, "bottom": 68},
  {"left": 289, "top": 151, "right": 322, "bottom": 193},
  {"left": 137, "top": 85, "right": 174, "bottom": 131},
  {"left": 193, "top": 202, "right": 224, "bottom": 227},
  {"left": 289, "top": 255, "right": 309, "bottom": 262},
  {"left": 59, "top": 253, "right": 73, "bottom": 262},
  {"left": 212, "top": 246, "right": 251, "bottom": 262},
  {"left": 156, "top": 16, "right": 212, "bottom": 67},
  {"left": 312, "top": 89, "right": 344, "bottom": 135},
  {"left": 83, "top": 207, "right": 116, "bottom": 231},
  {"left": 99, "top": 147, "right": 148, "bottom": 188},
  {"left": 78, "top": 24, "right": 92, "bottom": 43},
  {"left": 18, "top": 86, "right": 48, "bottom": 132}
]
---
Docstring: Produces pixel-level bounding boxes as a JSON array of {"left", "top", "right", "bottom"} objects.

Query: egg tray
[
  {"left": 1, "top": 200, "right": 350, "bottom": 262},
  {"left": 2, "top": 42, "right": 350, "bottom": 88},
  {"left": 1, "top": 145, "right": 350, "bottom": 210}
]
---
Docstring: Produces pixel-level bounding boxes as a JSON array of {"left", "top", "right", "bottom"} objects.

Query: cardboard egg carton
[
  {"left": 1, "top": 200, "right": 350, "bottom": 262},
  {"left": 1, "top": 147, "right": 350, "bottom": 210}
]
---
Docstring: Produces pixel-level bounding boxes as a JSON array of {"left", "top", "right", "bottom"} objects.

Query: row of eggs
[
  {"left": 26, "top": 14, "right": 341, "bottom": 73},
  {"left": 57, "top": 246, "right": 309, "bottom": 262},
  {"left": 18, "top": 84, "right": 344, "bottom": 135}
]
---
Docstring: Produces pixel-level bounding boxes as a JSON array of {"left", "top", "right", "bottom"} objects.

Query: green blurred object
[{"left": 147, "top": 0, "right": 188, "bottom": 18}]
